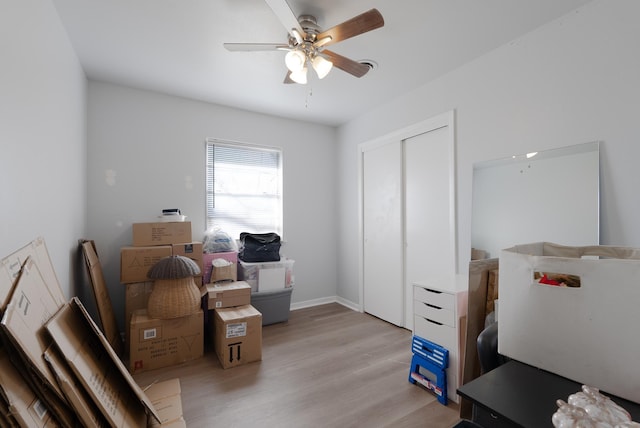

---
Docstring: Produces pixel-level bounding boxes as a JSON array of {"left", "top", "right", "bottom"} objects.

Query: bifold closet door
[{"left": 362, "top": 140, "right": 404, "bottom": 326}]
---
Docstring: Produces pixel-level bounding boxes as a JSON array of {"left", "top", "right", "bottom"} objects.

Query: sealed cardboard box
[
  {"left": 121, "top": 246, "right": 172, "bottom": 284},
  {"left": 129, "top": 309, "right": 204, "bottom": 374},
  {"left": 132, "top": 222, "right": 192, "bottom": 247},
  {"left": 172, "top": 242, "right": 203, "bottom": 282},
  {"left": 124, "top": 281, "right": 154, "bottom": 355},
  {"left": 214, "top": 305, "right": 262, "bottom": 369},
  {"left": 201, "top": 281, "right": 251, "bottom": 310},
  {"left": 202, "top": 251, "right": 238, "bottom": 284}
]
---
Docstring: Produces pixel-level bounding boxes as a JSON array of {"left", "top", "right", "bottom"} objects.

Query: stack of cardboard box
[
  {"left": 200, "top": 280, "right": 263, "bottom": 369},
  {"left": 0, "top": 237, "right": 185, "bottom": 427},
  {"left": 120, "top": 221, "right": 204, "bottom": 374}
]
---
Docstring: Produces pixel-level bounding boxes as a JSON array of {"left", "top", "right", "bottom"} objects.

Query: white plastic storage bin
[{"left": 237, "top": 259, "right": 294, "bottom": 292}]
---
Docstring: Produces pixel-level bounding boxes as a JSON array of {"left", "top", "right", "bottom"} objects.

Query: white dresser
[{"left": 413, "top": 280, "right": 467, "bottom": 403}]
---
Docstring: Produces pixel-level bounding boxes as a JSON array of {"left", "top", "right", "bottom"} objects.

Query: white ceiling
[{"left": 52, "top": 0, "right": 592, "bottom": 127}]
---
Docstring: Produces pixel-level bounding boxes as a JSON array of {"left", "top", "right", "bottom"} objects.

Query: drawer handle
[
  {"left": 425, "top": 318, "right": 443, "bottom": 326},
  {"left": 424, "top": 303, "right": 442, "bottom": 310},
  {"left": 424, "top": 288, "right": 442, "bottom": 295}
]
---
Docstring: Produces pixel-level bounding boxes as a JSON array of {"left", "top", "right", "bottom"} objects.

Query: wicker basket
[
  {"left": 147, "top": 277, "right": 201, "bottom": 319},
  {"left": 147, "top": 255, "right": 202, "bottom": 319}
]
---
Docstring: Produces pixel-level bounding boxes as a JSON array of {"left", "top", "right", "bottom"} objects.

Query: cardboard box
[
  {"left": 129, "top": 310, "right": 204, "bottom": 374},
  {"left": 201, "top": 281, "right": 251, "bottom": 310},
  {"left": 210, "top": 263, "right": 237, "bottom": 284},
  {"left": 202, "top": 252, "right": 238, "bottom": 284},
  {"left": 499, "top": 242, "right": 640, "bottom": 403},
  {"left": 132, "top": 222, "right": 192, "bottom": 247},
  {"left": 45, "top": 297, "right": 160, "bottom": 427},
  {"left": 171, "top": 242, "right": 203, "bottom": 282},
  {"left": 214, "top": 305, "right": 262, "bottom": 369},
  {"left": 124, "top": 281, "right": 154, "bottom": 356},
  {"left": 120, "top": 246, "right": 172, "bottom": 284}
]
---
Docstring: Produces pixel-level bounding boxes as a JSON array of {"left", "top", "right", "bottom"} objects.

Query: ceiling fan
[{"left": 223, "top": 0, "right": 384, "bottom": 84}]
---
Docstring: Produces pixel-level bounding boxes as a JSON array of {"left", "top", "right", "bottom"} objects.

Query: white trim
[
  {"left": 289, "top": 296, "right": 336, "bottom": 311},
  {"left": 335, "top": 296, "right": 362, "bottom": 313},
  {"left": 357, "top": 110, "right": 457, "bottom": 329},
  {"left": 289, "top": 295, "right": 360, "bottom": 312}
]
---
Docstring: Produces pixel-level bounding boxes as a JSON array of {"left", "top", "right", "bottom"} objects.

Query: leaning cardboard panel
[
  {"left": 80, "top": 239, "right": 124, "bottom": 357},
  {"left": 0, "top": 402, "right": 13, "bottom": 427},
  {"left": 45, "top": 297, "right": 160, "bottom": 427},
  {"left": 143, "top": 378, "right": 186, "bottom": 428},
  {"left": 0, "top": 346, "right": 57, "bottom": 427},
  {"left": 499, "top": 242, "right": 640, "bottom": 403},
  {"left": 43, "top": 345, "right": 109, "bottom": 427},
  {"left": 0, "top": 236, "right": 64, "bottom": 310},
  {"left": 0, "top": 257, "right": 77, "bottom": 426}
]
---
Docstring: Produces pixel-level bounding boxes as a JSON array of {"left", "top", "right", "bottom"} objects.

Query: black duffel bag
[{"left": 239, "top": 232, "right": 281, "bottom": 262}]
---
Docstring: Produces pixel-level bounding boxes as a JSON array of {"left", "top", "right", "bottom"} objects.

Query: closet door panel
[
  {"left": 404, "top": 126, "right": 455, "bottom": 327},
  {"left": 362, "top": 140, "right": 404, "bottom": 326}
]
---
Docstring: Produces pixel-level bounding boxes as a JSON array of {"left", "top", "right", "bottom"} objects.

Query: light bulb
[
  {"left": 289, "top": 67, "right": 308, "bottom": 84},
  {"left": 312, "top": 55, "right": 333, "bottom": 79},
  {"left": 285, "top": 49, "right": 306, "bottom": 73}
]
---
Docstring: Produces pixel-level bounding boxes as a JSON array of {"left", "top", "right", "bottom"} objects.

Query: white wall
[
  {"left": 337, "top": 0, "right": 640, "bottom": 304},
  {"left": 87, "top": 82, "right": 338, "bottom": 330},
  {"left": 0, "top": 0, "right": 87, "bottom": 298}
]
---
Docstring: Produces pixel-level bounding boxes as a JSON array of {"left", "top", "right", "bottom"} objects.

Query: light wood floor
[{"left": 133, "top": 303, "right": 462, "bottom": 428}]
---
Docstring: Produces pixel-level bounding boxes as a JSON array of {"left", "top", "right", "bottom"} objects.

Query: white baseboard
[
  {"left": 335, "top": 296, "right": 362, "bottom": 313},
  {"left": 290, "top": 296, "right": 362, "bottom": 313}
]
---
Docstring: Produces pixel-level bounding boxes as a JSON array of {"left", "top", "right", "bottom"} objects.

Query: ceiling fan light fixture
[
  {"left": 289, "top": 67, "right": 308, "bottom": 84},
  {"left": 285, "top": 49, "right": 306, "bottom": 72},
  {"left": 312, "top": 54, "right": 333, "bottom": 79}
]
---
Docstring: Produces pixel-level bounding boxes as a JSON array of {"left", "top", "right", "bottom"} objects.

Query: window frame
[{"left": 205, "top": 138, "right": 284, "bottom": 239}]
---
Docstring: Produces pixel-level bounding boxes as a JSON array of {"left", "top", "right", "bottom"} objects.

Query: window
[{"left": 205, "top": 139, "right": 283, "bottom": 240}]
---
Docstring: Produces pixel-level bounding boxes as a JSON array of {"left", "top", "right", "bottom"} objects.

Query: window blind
[{"left": 206, "top": 140, "right": 283, "bottom": 240}]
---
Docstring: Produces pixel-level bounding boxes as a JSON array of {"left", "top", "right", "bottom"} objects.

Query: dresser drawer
[
  {"left": 414, "top": 300, "right": 456, "bottom": 327},
  {"left": 414, "top": 286, "right": 455, "bottom": 310},
  {"left": 414, "top": 315, "right": 456, "bottom": 352}
]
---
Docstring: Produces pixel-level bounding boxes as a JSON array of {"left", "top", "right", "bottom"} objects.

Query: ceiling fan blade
[
  {"left": 224, "top": 43, "right": 289, "bottom": 52},
  {"left": 264, "top": 0, "right": 305, "bottom": 39},
  {"left": 322, "top": 50, "right": 370, "bottom": 78},
  {"left": 315, "top": 9, "right": 384, "bottom": 48}
]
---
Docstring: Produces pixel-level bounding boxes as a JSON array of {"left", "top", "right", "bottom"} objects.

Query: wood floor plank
[{"left": 133, "top": 303, "right": 461, "bottom": 427}]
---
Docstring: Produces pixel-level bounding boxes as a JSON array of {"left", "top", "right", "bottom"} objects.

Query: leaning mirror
[{"left": 471, "top": 141, "right": 600, "bottom": 259}]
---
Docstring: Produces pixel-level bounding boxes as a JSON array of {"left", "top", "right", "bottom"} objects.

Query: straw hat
[{"left": 147, "top": 255, "right": 201, "bottom": 319}]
